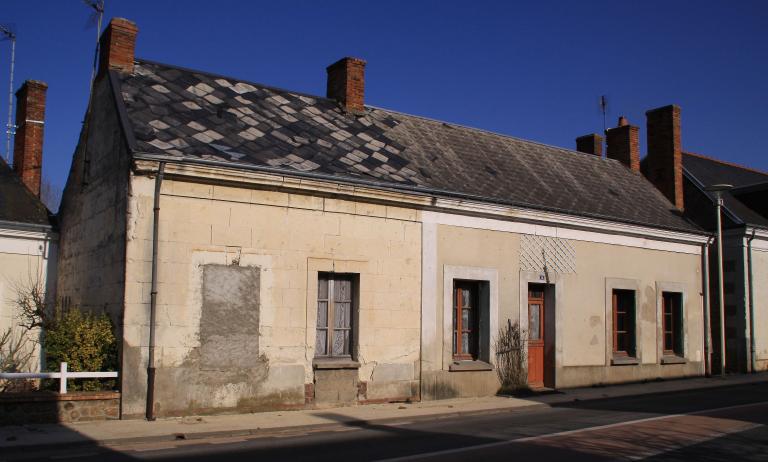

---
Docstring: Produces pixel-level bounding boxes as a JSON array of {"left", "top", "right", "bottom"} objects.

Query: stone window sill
[
  {"left": 611, "top": 355, "right": 640, "bottom": 366},
  {"left": 313, "top": 358, "right": 360, "bottom": 370},
  {"left": 449, "top": 360, "right": 493, "bottom": 372},
  {"left": 661, "top": 355, "right": 687, "bottom": 365}
]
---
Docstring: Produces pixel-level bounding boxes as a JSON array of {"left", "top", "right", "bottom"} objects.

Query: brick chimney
[
  {"left": 645, "top": 105, "right": 683, "bottom": 210},
  {"left": 98, "top": 18, "right": 138, "bottom": 76},
  {"left": 605, "top": 116, "right": 640, "bottom": 172},
  {"left": 13, "top": 80, "right": 47, "bottom": 197},
  {"left": 575, "top": 133, "right": 603, "bottom": 156},
  {"left": 326, "top": 57, "right": 366, "bottom": 113}
]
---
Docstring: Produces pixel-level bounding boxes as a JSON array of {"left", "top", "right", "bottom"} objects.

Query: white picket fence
[{"left": 0, "top": 362, "right": 118, "bottom": 394}]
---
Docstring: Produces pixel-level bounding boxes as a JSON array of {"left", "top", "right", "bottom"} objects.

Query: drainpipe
[
  {"left": 146, "top": 162, "right": 165, "bottom": 421},
  {"left": 747, "top": 229, "right": 757, "bottom": 373},
  {"left": 702, "top": 238, "right": 713, "bottom": 377}
]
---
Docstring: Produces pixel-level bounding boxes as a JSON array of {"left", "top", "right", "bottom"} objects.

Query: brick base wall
[{"left": 0, "top": 391, "right": 120, "bottom": 425}]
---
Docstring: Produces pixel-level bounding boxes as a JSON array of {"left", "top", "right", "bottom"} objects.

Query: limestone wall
[
  {"left": 121, "top": 175, "right": 422, "bottom": 417},
  {"left": 56, "top": 75, "right": 130, "bottom": 324}
]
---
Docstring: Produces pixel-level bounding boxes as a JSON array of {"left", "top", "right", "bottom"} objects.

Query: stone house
[
  {"left": 577, "top": 109, "right": 768, "bottom": 375},
  {"left": 680, "top": 151, "right": 768, "bottom": 373},
  {"left": 0, "top": 80, "right": 57, "bottom": 372},
  {"left": 57, "top": 18, "right": 710, "bottom": 419}
]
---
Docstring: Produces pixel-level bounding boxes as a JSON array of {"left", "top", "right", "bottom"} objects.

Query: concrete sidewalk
[{"left": 1, "top": 373, "right": 766, "bottom": 450}]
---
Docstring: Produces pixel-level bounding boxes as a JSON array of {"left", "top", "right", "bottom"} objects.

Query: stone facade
[
  {"left": 119, "top": 174, "right": 421, "bottom": 418},
  {"left": 56, "top": 75, "right": 130, "bottom": 324}
]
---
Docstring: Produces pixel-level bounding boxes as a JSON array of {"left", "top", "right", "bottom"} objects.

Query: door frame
[
  {"left": 520, "top": 271, "right": 560, "bottom": 389},
  {"left": 527, "top": 284, "right": 546, "bottom": 387}
]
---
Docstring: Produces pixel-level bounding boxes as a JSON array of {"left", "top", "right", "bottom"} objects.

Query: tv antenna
[
  {"left": 599, "top": 95, "right": 608, "bottom": 133},
  {"left": 83, "top": 0, "right": 105, "bottom": 91},
  {"left": 1, "top": 24, "right": 16, "bottom": 163}
]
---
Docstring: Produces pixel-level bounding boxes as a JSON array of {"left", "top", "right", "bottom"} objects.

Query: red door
[{"left": 527, "top": 285, "right": 545, "bottom": 388}]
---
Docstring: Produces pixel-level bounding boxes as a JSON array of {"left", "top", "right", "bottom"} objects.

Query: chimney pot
[
  {"left": 98, "top": 18, "right": 138, "bottom": 76},
  {"left": 326, "top": 57, "right": 366, "bottom": 113},
  {"left": 644, "top": 104, "right": 683, "bottom": 210},
  {"left": 575, "top": 133, "right": 603, "bottom": 157},
  {"left": 13, "top": 80, "right": 47, "bottom": 197},
  {"left": 605, "top": 119, "right": 640, "bottom": 172}
]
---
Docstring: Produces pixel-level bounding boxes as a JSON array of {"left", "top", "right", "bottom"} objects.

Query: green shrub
[{"left": 44, "top": 308, "right": 118, "bottom": 392}]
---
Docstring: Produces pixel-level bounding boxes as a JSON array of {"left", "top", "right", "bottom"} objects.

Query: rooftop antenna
[
  {"left": 599, "top": 95, "right": 608, "bottom": 133},
  {"left": 83, "top": 0, "right": 105, "bottom": 91},
  {"left": 1, "top": 24, "right": 16, "bottom": 163}
]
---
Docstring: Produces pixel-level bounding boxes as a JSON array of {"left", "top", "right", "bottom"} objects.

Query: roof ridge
[{"left": 683, "top": 151, "right": 768, "bottom": 177}]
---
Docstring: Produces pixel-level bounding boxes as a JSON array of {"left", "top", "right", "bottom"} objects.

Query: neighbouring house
[
  {"left": 0, "top": 80, "right": 57, "bottom": 372},
  {"left": 57, "top": 18, "right": 709, "bottom": 419},
  {"left": 578, "top": 109, "right": 768, "bottom": 375},
  {"left": 680, "top": 151, "right": 768, "bottom": 373}
]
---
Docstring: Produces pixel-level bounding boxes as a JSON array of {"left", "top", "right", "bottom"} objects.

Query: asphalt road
[{"left": 5, "top": 381, "right": 768, "bottom": 461}]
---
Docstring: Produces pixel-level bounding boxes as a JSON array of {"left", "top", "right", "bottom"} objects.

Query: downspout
[
  {"left": 146, "top": 162, "right": 165, "bottom": 421},
  {"left": 747, "top": 229, "right": 757, "bottom": 373},
  {"left": 702, "top": 238, "right": 713, "bottom": 377}
]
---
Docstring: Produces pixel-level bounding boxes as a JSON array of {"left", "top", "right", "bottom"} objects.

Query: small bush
[
  {"left": 44, "top": 308, "right": 118, "bottom": 391},
  {"left": 495, "top": 320, "right": 528, "bottom": 394}
]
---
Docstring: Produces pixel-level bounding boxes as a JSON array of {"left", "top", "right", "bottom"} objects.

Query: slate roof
[
  {"left": 113, "top": 59, "right": 701, "bottom": 233},
  {"left": 683, "top": 152, "right": 768, "bottom": 228},
  {"left": 0, "top": 159, "right": 51, "bottom": 226}
]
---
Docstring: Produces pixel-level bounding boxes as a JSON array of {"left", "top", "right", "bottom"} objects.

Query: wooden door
[{"left": 527, "top": 285, "right": 545, "bottom": 387}]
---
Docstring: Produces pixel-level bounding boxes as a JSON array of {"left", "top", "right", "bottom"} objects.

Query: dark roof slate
[
  {"left": 0, "top": 159, "right": 51, "bottom": 226},
  {"left": 114, "top": 59, "right": 700, "bottom": 233},
  {"left": 683, "top": 152, "right": 768, "bottom": 228}
]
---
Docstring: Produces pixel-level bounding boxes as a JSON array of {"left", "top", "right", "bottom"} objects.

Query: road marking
[
  {"left": 208, "top": 436, "right": 248, "bottom": 444},
  {"left": 376, "top": 400, "right": 768, "bottom": 461},
  {"left": 49, "top": 453, "right": 99, "bottom": 460}
]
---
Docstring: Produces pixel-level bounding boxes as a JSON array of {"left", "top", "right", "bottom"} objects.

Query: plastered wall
[
  {"left": 751, "top": 247, "right": 768, "bottom": 371},
  {"left": 422, "top": 222, "right": 704, "bottom": 397},
  {"left": 0, "top": 242, "right": 54, "bottom": 372}
]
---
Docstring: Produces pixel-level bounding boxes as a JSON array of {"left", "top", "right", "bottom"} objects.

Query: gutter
[
  {"left": 702, "top": 237, "right": 713, "bottom": 376},
  {"left": 131, "top": 152, "right": 708, "bottom": 238},
  {"left": 146, "top": 162, "right": 165, "bottom": 421},
  {"left": 0, "top": 219, "right": 55, "bottom": 234},
  {"left": 747, "top": 228, "right": 757, "bottom": 373}
]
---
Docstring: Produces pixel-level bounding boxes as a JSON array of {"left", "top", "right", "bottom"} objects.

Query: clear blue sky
[{"left": 2, "top": 0, "right": 767, "bottom": 202}]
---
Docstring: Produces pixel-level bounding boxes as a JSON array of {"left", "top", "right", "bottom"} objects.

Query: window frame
[
  {"left": 612, "top": 289, "right": 637, "bottom": 358},
  {"left": 315, "top": 273, "right": 356, "bottom": 359},
  {"left": 662, "top": 291, "right": 684, "bottom": 357},
  {"left": 452, "top": 280, "right": 481, "bottom": 361}
]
